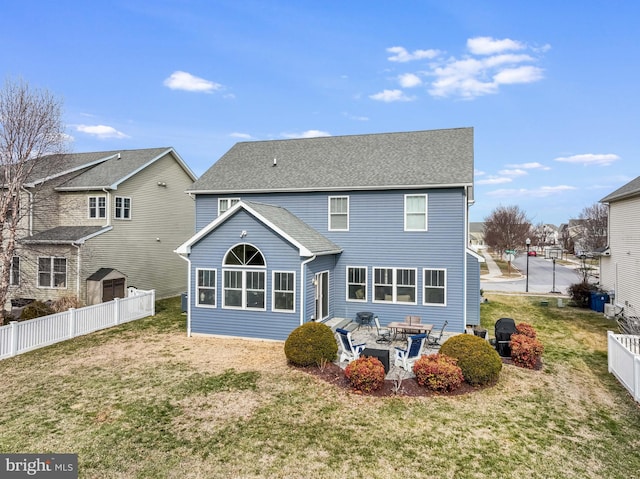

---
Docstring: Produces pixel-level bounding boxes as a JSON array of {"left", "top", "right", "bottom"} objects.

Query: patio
[{"left": 325, "top": 317, "right": 457, "bottom": 379}]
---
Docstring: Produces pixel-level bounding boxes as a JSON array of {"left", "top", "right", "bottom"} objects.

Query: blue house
[{"left": 176, "top": 128, "right": 482, "bottom": 340}]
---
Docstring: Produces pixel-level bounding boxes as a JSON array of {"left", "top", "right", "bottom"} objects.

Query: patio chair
[
  {"left": 336, "top": 328, "right": 366, "bottom": 363},
  {"left": 394, "top": 333, "right": 427, "bottom": 371},
  {"left": 374, "top": 316, "right": 392, "bottom": 344},
  {"left": 427, "top": 320, "right": 448, "bottom": 347}
]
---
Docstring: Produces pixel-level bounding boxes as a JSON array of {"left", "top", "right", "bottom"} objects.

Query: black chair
[
  {"left": 356, "top": 311, "right": 374, "bottom": 329},
  {"left": 428, "top": 320, "right": 448, "bottom": 347},
  {"left": 495, "top": 317, "right": 517, "bottom": 357}
]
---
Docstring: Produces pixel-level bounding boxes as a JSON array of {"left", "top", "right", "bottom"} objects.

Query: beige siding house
[
  {"left": 600, "top": 176, "right": 640, "bottom": 315},
  {"left": 8, "top": 147, "right": 196, "bottom": 308}
]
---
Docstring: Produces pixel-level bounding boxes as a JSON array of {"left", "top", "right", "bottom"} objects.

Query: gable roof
[
  {"left": 189, "top": 128, "right": 473, "bottom": 194},
  {"left": 20, "top": 225, "right": 111, "bottom": 244},
  {"left": 175, "top": 200, "right": 342, "bottom": 257},
  {"left": 600, "top": 175, "right": 640, "bottom": 203},
  {"left": 24, "top": 147, "right": 197, "bottom": 190}
]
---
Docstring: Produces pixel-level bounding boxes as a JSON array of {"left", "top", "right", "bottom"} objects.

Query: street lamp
[
  {"left": 549, "top": 248, "right": 560, "bottom": 293},
  {"left": 525, "top": 238, "right": 531, "bottom": 293}
]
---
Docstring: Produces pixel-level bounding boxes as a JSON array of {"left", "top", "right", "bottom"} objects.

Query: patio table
[{"left": 387, "top": 321, "right": 433, "bottom": 341}]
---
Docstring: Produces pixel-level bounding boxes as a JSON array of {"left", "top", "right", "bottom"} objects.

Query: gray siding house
[
  {"left": 176, "top": 128, "right": 481, "bottom": 340},
  {"left": 8, "top": 147, "right": 196, "bottom": 307}
]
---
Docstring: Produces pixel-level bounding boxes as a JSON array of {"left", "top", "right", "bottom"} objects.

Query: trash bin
[
  {"left": 590, "top": 293, "right": 609, "bottom": 313},
  {"left": 181, "top": 292, "right": 188, "bottom": 312}
]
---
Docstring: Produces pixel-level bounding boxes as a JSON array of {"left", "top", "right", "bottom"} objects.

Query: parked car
[{"left": 528, "top": 251, "right": 537, "bottom": 256}]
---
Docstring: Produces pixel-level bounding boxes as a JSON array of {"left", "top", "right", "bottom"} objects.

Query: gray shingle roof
[
  {"left": 244, "top": 201, "right": 341, "bottom": 255},
  {"left": 600, "top": 175, "right": 640, "bottom": 203},
  {"left": 21, "top": 226, "right": 109, "bottom": 244},
  {"left": 24, "top": 147, "right": 196, "bottom": 190},
  {"left": 188, "top": 128, "right": 473, "bottom": 193}
]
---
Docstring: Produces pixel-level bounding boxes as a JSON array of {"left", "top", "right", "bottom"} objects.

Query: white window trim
[
  {"left": 218, "top": 198, "right": 240, "bottom": 215},
  {"left": 346, "top": 266, "right": 367, "bottom": 302},
  {"left": 404, "top": 194, "right": 428, "bottom": 232},
  {"left": 114, "top": 196, "right": 132, "bottom": 220},
  {"left": 196, "top": 268, "right": 217, "bottom": 308},
  {"left": 423, "top": 268, "right": 447, "bottom": 307},
  {"left": 88, "top": 196, "right": 107, "bottom": 219},
  {"left": 222, "top": 269, "right": 266, "bottom": 311},
  {"left": 272, "top": 270, "right": 296, "bottom": 313},
  {"left": 37, "top": 256, "right": 67, "bottom": 289},
  {"left": 328, "top": 196, "right": 349, "bottom": 231},
  {"left": 372, "top": 267, "right": 418, "bottom": 305}
]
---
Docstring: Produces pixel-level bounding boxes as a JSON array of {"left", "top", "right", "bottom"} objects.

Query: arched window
[{"left": 223, "top": 244, "right": 266, "bottom": 310}]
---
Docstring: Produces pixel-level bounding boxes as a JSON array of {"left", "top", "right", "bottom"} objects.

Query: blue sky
[{"left": 2, "top": 1, "right": 638, "bottom": 226}]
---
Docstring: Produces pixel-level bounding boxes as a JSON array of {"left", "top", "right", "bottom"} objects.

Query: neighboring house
[
  {"left": 6, "top": 147, "right": 196, "bottom": 308},
  {"left": 468, "top": 222, "right": 485, "bottom": 249},
  {"left": 599, "top": 176, "right": 640, "bottom": 314},
  {"left": 176, "top": 128, "right": 482, "bottom": 341}
]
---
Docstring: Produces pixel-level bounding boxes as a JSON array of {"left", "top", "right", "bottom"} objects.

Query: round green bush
[
  {"left": 413, "top": 354, "right": 464, "bottom": 392},
  {"left": 439, "top": 334, "right": 502, "bottom": 386},
  {"left": 344, "top": 356, "right": 385, "bottom": 392},
  {"left": 284, "top": 322, "right": 338, "bottom": 367},
  {"left": 20, "top": 301, "right": 55, "bottom": 321}
]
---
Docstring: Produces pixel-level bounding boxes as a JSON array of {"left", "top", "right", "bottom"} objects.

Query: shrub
[
  {"left": 284, "top": 322, "right": 337, "bottom": 367},
  {"left": 567, "top": 281, "right": 598, "bottom": 308},
  {"left": 20, "top": 301, "right": 55, "bottom": 321},
  {"left": 413, "top": 354, "right": 464, "bottom": 392},
  {"left": 510, "top": 334, "right": 544, "bottom": 369},
  {"left": 439, "top": 334, "right": 502, "bottom": 386},
  {"left": 344, "top": 356, "right": 385, "bottom": 392},
  {"left": 51, "top": 295, "right": 84, "bottom": 313},
  {"left": 515, "top": 322, "right": 537, "bottom": 339}
]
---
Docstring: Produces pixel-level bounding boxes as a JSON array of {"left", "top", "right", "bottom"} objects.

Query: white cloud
[
  {"left": 476, "top": 176, "right": 513, "bottom": 185},
  {"left": 474, "top": 169, "right": 486, "bottom": 176},
  {"left": 498, "top": 168, "right": 527, "bottom": 177},
  {"left": 282, "top": 130, "right": 331, "bottom": 139},
  {"left": 163, "top": 71, "right": 222, "bottom": 93},
  {"left": 342, "top": 112, "right": 369, "bottom": 121},
  {"left": 75, "top": 124, "right": 129, "bottom": 139},
  {"left": 506, "top": 162, "right": 550, "bottom": 170},
  {"left": 554, "top": 153, "right": 620, "bottom": 166},
  {"left": 369, "top": 89, "right": 415, "bottom": 102},
  {"left": 229, "top": 132, "right": 252, "bottom": 139},
  {"left": 487, "top": 185, "right": 576, "bottom": 198},
  {"left": 398, "top": 73, "right": 422, "bottom": 88},
  {"left": 387, "top": 46, "right": 440, "bottom": 62},
  {"left": 494, "top": 65, "right": 544, "bottom": 84},
  {"left": 467, "top": 36, "right": 525, "bottom": 55}
]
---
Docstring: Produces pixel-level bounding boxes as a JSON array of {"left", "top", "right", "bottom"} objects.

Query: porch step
[{"left": 330, "top": 318, "right": 358, "bottom": 332}]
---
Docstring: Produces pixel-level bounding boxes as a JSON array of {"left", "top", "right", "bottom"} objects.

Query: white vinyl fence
[
  {"left": 0, "top": 290, "right": 155, "bottom": 360},
  {"left": 608, "top": 330, "right": 640, "bottom": 403}
]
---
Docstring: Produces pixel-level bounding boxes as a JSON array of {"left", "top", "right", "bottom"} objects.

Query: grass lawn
[{"left": 1, "top": 295, "right": 639, "bottom": 478}]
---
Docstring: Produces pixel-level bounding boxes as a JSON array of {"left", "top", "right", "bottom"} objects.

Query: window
[
  {"left": 373, "top": 267, "right": 416, "bottom": 303},
  {"left": 424, "top": 269, "right": 446, "bottom": 305},
  {"left": 405, "top": 194, "right": 427, "bottom": 231},
  {"left": 219, "top": 198, "right": 240, "bottom": 215},
  {"left": 329, "top": 196, "right": 349, "bottom": 230},
  {"left": 196, "top": 269, "right": 216, "bottom": 307},
  {"left": 223, "top": 243, "right": 266, "bottom": 310},
  {"left": 114, "top": 196, "right": 131, "bottom": 219},
  {"left": 38, "top": 257, "right": 67, "bottom": 288},
  {"left": 9, "top": 256, "right": 19, "bottom": 286},
  {"left": 273, "top": 271, "right": 295, "bottom": 312},
  {"left": 88, "top": 196, "right": 106, "bottom": 219},
  {"left": 347, "top": 267, "right": 367, "bottom": 301}
]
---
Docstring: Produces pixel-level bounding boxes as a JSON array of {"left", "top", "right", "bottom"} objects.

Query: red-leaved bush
[
  {"left": 515, "top": 322, "right": 537, "bottom": 339},
  {"left": 413, "top": 354, "right": 464, "bottom": 392},
  {"left": 510, "top": 334, "right": 544, "bottom": 369},
  {"left": 344, "top": 356, "right": 385, "bottom": 392}
]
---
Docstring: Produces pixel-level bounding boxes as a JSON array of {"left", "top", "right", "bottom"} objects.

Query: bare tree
[
  {"left": 0, "top": 79, "right": 67, "bottom": 323},
  {"left": 578, "top": 203, "right": 608, "bottom": 253},
  {"left": 483, "top": 205, "right": 532, "bottom": 254}
]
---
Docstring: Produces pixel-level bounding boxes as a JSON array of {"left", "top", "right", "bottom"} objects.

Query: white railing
[
  {"left": 0, "top": 290, "right": 155, "bottom": 360},
  {"left": 608, "top": 331, "right": 640, "bottom": 403}
]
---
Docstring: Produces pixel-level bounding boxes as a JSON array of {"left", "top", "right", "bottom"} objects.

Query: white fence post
[
  {"left": 635, "top": 356, "right": 640, "bottom": 403},
  {"left": 608, "top": 331, "right": 614, "bottom": 373},
  {"left": 10, "top": 321, "right": 18, "bottom": 357},
  {"left": 114, "top": 298, "right": 120, "bottom": 325},
  {"left": 68, "top": 308, "right": 76, "bottom": 339}
]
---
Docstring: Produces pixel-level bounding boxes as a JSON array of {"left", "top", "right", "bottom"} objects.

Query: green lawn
[{"left": 1, "top": 295, "right": 639, "bottom": 478}]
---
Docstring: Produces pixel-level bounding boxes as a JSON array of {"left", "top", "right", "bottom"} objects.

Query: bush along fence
[
  {"left": 608, "top": 331, "right": 640, "bottom": 403},
  {"left": 0, "top": 290, "right": 155, "bottom": 360}
]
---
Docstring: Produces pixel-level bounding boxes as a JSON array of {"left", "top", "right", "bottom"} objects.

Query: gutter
[
  {"left": 300, "top": 255, "right": 317, "bottom": 326},
  {"left": 176, "top": 253, "right": 192, "bottom": 337}
]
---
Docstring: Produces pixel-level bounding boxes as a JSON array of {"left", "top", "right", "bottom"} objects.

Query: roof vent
[
  {"left": 273, "top": 158, "right": 277, "bottom": 167},
  {"left": 117, "top": 153, "right": 121, "bottom": 159}
]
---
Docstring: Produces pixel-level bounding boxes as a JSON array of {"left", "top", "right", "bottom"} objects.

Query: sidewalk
[{"left": 481, "top": 249, "right": 522, "bottom": 282}]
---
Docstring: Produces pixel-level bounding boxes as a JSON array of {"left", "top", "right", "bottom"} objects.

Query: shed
[{"left": 86, "top": 268, "right": 127, "bottom": 305}]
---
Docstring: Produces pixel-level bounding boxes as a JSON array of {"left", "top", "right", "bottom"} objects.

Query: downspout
[
  {"left": 463, "top": 186, "right": 469, "bottom": 329},
  {"left": 300, "top": 255, "right": 317, "bottom": 326},
  {"left": 102, "top": 189, "right": 111, "bottom": 226},
  {"left": 20, "top": 187, "right": 33, "bottom": 236},
  {"left": 177, "top": 254, "right": 192, "bottom": 336},
  {"left": 72, "top": 242, "right": 81, "bottom": 300}
]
